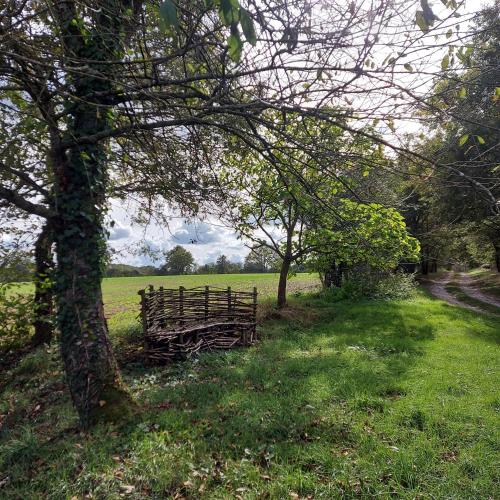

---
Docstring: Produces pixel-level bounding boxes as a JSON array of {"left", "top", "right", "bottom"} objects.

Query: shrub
[
  {"left": 372, "top": 271, "right": 418, "bottom": 300},
  {"left": 0, "top": 284, "right": 34, "bottom": 351},
  {"left": 320, "top": 269, "right": 417, "bottom": 301}
]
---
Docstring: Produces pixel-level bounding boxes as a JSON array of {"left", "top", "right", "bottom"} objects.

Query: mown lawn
[{"left": 1, "top": 288, "right": 499, "bottom": 498}]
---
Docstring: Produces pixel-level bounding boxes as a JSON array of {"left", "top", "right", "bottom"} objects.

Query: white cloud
[
  {"left": 108, "top": 222, "right": 131, "bottom": 241},
  {"left": 106, "top": 199, "right": 248, "bottom": 266}
]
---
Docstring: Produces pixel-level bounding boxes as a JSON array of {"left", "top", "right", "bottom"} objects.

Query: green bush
[
  {"left": 373, "top": 271, "right": 418, "bottom": 300},
  {"left": 320, "top": 269, "right": 417, "bottom": 301},
  {"left": 0, "top": 284, "right": 34, "bottom": 351}
]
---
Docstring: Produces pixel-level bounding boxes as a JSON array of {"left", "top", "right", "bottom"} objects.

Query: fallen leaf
[{"left": 119, "top": 485, "right": 135, "bottom": 494}]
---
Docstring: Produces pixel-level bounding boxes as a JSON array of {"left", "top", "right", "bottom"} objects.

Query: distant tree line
[{"left": 104, "top": 246, "right": 288, "bottom": 278}]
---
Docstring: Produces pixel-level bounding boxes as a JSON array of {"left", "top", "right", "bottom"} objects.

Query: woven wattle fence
[{"left": 138, "top": 285, "right": 258, "bottom": 362}]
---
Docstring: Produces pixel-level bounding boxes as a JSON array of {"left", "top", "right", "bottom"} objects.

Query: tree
[
  {"left": 306, "top": 200, "right": 420, "bottom": 287},
  {"left": 244, "top": 247, "right": 280, "bottom": 273},
  {"left": 1, "top": 0, "right": 487, "bottom": 425},
  {"left": 218, "top": 114, "right": 402, "bottom": 307},
  {"left": 405, "top": 5, "right": 500, "bottom": 272},
  {"left": 216, "top": 255, "right": 230, "bottom": 274},
  {"left": 160, "top": 246, "right": 195, "bottom": 275}
]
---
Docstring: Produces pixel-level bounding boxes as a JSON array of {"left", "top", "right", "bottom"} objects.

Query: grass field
[
  {"left": 1, "top": 275, "right": 499, "bottom": 499},
  {"left": 11, "top": 273, "right": 320, "bottom": 342}
]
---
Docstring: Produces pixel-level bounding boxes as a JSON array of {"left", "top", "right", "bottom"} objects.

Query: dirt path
[
  {"left": 458, "top": 273, "right": 500, "bottom": 309},
  {"left": 421, "top": 272, "right": 484, "bottom": 314}
]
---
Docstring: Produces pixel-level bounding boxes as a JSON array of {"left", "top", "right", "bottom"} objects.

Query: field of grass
[
  {"left": 10, "top": 273, "right": 320, "bottom": 343},
  {"left": 1, "top": 279, "right": 499, "bottom": 498}
]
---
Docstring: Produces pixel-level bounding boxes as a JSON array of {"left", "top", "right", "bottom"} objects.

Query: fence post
[
  {"left": 138, "top": 289, "right": 148, "bottom": 336},
  {"left": 227, "top": 286, "right": 232, "bottom": 321},
  {"left": 204, "top": 285, "right": 209, "bottom": 321},
  {"left": 252, "top": 287, "right": 258, "bottom": 342},
  {"left": 159, "top": 286, "right": 165, "bottom": 328},
  {"left": 179, "top": 286, "right": 184, "bottom": 329}
]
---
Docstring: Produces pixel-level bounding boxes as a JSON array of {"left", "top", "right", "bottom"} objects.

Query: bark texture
[
  {"left": 50, "top": 0, "right": 135, "bottom": 427},
  {"left": 277, "top": 256, "right": 291, "bottom": 309}
]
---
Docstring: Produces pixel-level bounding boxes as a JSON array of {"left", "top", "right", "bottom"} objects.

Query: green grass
[
  {"left": 1, "top": 287, "right": 499, "bottom": 499},
  {"left": 9, "top": 273, "right": 320, "bottom": 348}
]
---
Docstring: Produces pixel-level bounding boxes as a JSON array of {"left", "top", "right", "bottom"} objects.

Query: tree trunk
[
  {"left": 51, "top": 1, "right": 134, "bottom": 428},
  {"left": 421, "top": 256, "right": 429, "bottom": 275},
  {"left": 31, "top": 223, "right": 54, "bottom": 346},
  {"left": 53, "top": 141, "right": 133, "bottom": 428},
  {"left": 324, "top": 261, "right": 346, "bottom": 288},
  {"left": 277, "top": 256, "right": 292, "bottom": 309},
  {"left": 494, "top": 243, "right": 500, "bottom": 272}
]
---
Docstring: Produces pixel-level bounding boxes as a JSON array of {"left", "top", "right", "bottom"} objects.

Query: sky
[{"left": 107, "top": 199, "right": 248, "bottom": 267}]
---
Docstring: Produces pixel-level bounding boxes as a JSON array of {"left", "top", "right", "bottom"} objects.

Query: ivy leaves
[{"left": 159, "top": 0, "right": 257, "bottom": 62}]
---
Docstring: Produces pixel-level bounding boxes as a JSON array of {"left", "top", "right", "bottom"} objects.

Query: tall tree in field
[
  {"left": 1, "top": 0, "right": 490, "bottom": 425},
  {"left": 218, "top": 114, "right": 405, "bottom": 307},
  {"left": 244, "top": 247, "right": 280, "bottom": 273},
  {"left": 160, "top": 246, "right": 195, "bottom": 275}
]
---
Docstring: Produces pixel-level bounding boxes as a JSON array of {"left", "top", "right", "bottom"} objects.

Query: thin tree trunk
[
  {"left": 31, "top": 223, "right": 54, "bottom": 346},
  {"left": 277, "top": 256, "right": 291, "bottom": 309},
  {"left": 494, "top": 243, "right": 500, "bottom": 273}
]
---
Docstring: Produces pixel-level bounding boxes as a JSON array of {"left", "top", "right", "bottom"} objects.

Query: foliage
[
  {"left": 372, "top": 272, "right": 419, "bottom": 300},
  {"left": 218, "top": 113, "right": 410, "bottom": 306},
  {"left": 243, "top": 247, "right": 281, "bottom": 273},
  {"left": 307, "top": 200, "right": 420, "bottom": 275},
  {"left": 105, "top": 264, "right": 159, "bottom": 278},
  {"left": 320, "top": 269, "right": 418, "bottom": 302},
  {"left": 0, "top": 284, "right": 34, "bottom": 352},
  {"left": 403, "top": 4, "right": 500, "bottom": 272},
  {"left": 160, "top": 246, "right": 195, "bottom": 275}
]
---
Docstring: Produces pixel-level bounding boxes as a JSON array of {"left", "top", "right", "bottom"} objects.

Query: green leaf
[
  {"left": 458, "top": 134, "right": 469, "bottom": 146},
  {"left": 495, "top": 87, "right": 500, "bottom": 96},
  {"left": 458, "top": 87, "right": 466, "bottom": 99},
  {"left": 446, "top": 28, "right": 453, "bottom": 38},
  {"left": 240, "top": 8, "right": 256, "bottom": 45},
  {"left": 159, "top": 0, "right": 178, "bottom": 29},
  {"left": 404, "top": 63, "right": 413, "bottom": 72},
  {"left": 415, "top": 11, "right": 429, "bottom": 33},
  {"left": 441, "top": 54, "right": 450, "bottom": 71},
  {"left": 220, "top": 0, "right": 239, "bottom": 26},
  {"left": 477, "top": 135, "right": 485, "bottom": 145},
  {"left": 228, "top": 31, "right": 242, "bottom": 62}
]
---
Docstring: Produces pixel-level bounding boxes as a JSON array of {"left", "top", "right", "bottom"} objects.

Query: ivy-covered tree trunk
[
  {"left": 50, "top": 0, "right": 135, "bottom": 428},
  {"left": 31, "top": 223, "right": 54, "bottom": 346}
]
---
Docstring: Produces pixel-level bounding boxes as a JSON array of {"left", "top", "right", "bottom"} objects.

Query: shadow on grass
[{"left": 2, "top": 294, "right": 499, "bottom": 497}]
